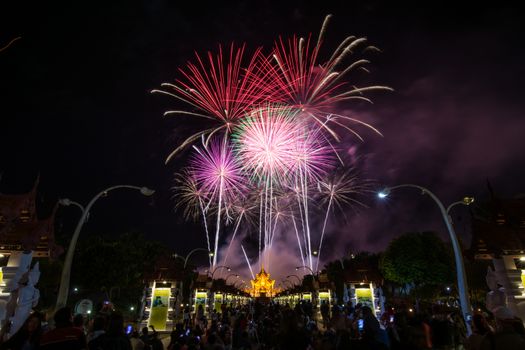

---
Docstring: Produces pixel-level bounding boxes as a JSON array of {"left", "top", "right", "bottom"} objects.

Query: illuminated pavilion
[{"left": 248, "top": 266, "right": 276, "bottom": 298}]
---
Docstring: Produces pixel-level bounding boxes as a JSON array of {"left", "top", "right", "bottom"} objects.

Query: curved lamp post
[
  {"left": 173, "top": 248, "right": 213, "bottom": 306},
  {"left": 174, "top": 248, "right": 214, "bottom": 269},
  {"left": 56, "top": 185, "right": 155, "bottom": 310},
  {"left": 378, "top": 184, "right": 474, "bottom": 335}
]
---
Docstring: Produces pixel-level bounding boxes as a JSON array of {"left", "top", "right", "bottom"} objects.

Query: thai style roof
[
  {"left": 470, "top": 192, "right": 525, "bottom": 258},
  {"left": 249, "top": 266, "right": 276, "bottom": 297},
  {"left": 143, "top": 254, "right": 185, "bottom": 281},
  {"left": 0, "top": 177, "right": 61, "bottom": 258}
]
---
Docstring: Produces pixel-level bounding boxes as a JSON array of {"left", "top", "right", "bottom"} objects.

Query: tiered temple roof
[
  {"left": 143, "top": 255, "right": 184, "bottom": 282},
  {"left": 0, "top": 178, "right": 61, "bottom": 258},
  {"left": 249, "top": 266, "right": 276, "bottom": 297}
]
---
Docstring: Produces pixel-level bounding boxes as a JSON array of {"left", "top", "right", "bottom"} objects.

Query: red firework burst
[
  {"left": 265, "top": 15, "right": 392, "bottom": 141},
  {"left": 153, "top": 43, "right": 272, "bottom": 161}
]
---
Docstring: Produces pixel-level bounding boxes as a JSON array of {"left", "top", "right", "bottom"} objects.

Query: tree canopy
[
  {"left": 380, "top": 231, "right": 454, "bottom": 287},
  {"left": 71, "top": 232, "right": 169, "bottom": 312}
]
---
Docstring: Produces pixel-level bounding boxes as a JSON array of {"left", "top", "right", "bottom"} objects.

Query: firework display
[{"left": 157, "top": 15, "right": 389, "bottom": 273}]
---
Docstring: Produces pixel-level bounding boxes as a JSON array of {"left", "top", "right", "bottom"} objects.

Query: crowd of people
[
  {"left": 0, "top": 301, "right": 524, "bottom": 350},
  {"left": 167, "top": 301, "right": 525, "bottom": 349},
  {"left": 0, "top": 306, "right": 165, "bottom": 350}
]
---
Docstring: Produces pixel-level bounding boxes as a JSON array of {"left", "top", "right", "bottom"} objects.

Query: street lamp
[
  {"left": 173, "top": 248, "right": 214, "bottom": 270},
  {"left": 378, "top": 184, "right": 474, "bottom": 335},
  {"left": 173, "top": 248, "right": 213, "bottom": 308},
  {"left": 55, "top": 185, "right": 155, "bottom": 310}
]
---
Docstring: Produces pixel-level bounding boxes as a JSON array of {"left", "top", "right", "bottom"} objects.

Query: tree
[
  {"left": 324, "top": 261, "right": 344, "bottom": 302},
  {"left": 70, "top": 232, "right": 169, "bottom": 315},
  {"left": 380, "top": 231, "right": 454, "bottom": 297},
  {"left": 464, "top": 258, "right": 492, "bottom": 305},
  {"left": 34, "top": 258, "right": 63, "bottom": 310}
]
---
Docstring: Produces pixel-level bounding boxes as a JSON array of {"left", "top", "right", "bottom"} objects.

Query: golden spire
[{"left": 248, "top": 265, "right": 276, "bottom": 297}]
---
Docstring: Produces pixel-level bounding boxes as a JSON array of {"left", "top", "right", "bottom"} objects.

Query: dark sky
[{"left": 1, "top": 1, "right": 524, "bottom": 277}]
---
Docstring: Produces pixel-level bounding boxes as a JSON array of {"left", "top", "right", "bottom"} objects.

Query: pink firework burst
[
  {"left": 153, "top": 43, "right": 272, "bottom": 162},
  {"left": 190, "top": 137, "right": 247, "bottom": 267},
  {"left": 233, "top": 106, "right": 302, "bottom": 184},
  {"left": 290, "top": 125, "right": 335, "bottom": 183},
  {"left": 190, "top": 137, "right": 246, "bottom": 208}
]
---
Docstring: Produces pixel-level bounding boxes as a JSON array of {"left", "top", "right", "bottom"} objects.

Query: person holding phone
[{"left": 361, "top": 306, "right": 390, "bottom": 348}]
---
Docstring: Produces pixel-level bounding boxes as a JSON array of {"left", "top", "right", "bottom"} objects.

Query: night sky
[{"left": 1, "top": 1, "right": 524, "bottom": 278}]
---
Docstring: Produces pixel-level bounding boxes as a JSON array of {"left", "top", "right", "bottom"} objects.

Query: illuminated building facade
[
  {"left": 140, "top": 255, "right": 182, "bottom": 331},
  {"left": 469, "top": 188, "right": 525, "bottom": 320},
  {"left": 248, "top": 266, "right": 276, "bottom": 298}
]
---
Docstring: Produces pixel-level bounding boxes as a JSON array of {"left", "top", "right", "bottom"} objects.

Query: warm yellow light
[
  {"left": 463, "top": 197, "right": 475, "bottom": 205},
  {"left": 248, "top": 266, "right": 276, "bottom": 297},
  {"left": 520, "top": 257, "right": 525, "bottom": 261}
]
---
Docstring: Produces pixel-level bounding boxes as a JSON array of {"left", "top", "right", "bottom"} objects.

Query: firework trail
[
  {"left": 152, "top": 44, "right": 273, "bottom": 162},
  {"left": 291, "top": 214, "right": 306, "bottom": 268},
  {"left": 173, "top": 171, "right": 213, "bottom": 268},
  {"left": 233, "top": 106, "right": 301, "bottom": 268},
  {"left": 159, "top": 14, "right": 390, "bottom": 277},
  {"left": 264, "top": 15, "right": 392, "bottom": 143},
  {"left": 0, "top": 37, "right": 21, "bottom": 53},
  {"left": 190, "top": 137, "right": 245, "bottom": 267},
  {"left": 241, "top": 244, "right": 255, "bottom": 279},
  {"left": 292, "top": 124, "right": 334, "bottom": 270},
  {"left": 315, "top": 169, "right": 372, "bottom": 271},
  {"left": 222, "top": 212, "right": 243, "bottom": 267},
  {"left": 221, "top": 200, "right": 256, "bottom": 267}
]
